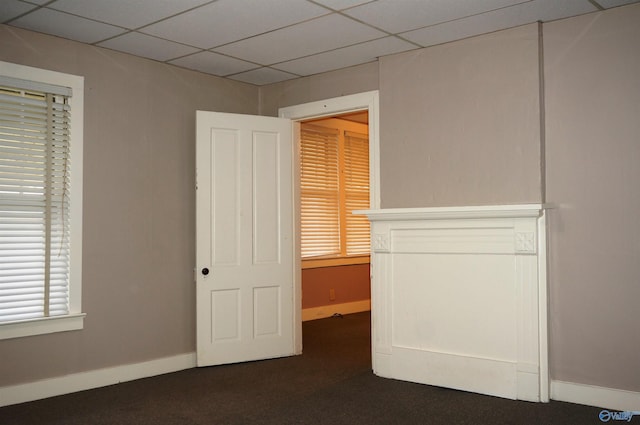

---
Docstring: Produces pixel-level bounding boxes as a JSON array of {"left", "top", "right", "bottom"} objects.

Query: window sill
[
  {"left": 0, "top": 313, "right": 85, "bottom": 340},
  {"left": 302, "top": 255, "right": 370, "bottom": 269}
]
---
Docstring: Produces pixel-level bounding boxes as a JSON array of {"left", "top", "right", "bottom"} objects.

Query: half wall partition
[{"left": 358, "top": 205, "right": 548, "bottom": 402}]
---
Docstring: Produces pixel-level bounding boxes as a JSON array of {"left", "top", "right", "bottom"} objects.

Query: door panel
[
  {"left": 253, "top": 133, "right": 281, "bottom": 264},
  {"left": 211, "top": 128, "right": 240, "bottom": 267},
  {"left": 196, "top": 111, "right": 294, "bottom": 367},
  {"left": 254, "top": 286, "right": 280, "bottom": 337},
  {"left": 211, "top": 289, "right": 240, "bottom": 342}
]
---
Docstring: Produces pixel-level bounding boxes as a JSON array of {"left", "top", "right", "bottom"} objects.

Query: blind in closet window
[
  {"left": 299, "top": 123, "right": 369, "bottom": 259},
  {"left": 344, "top": 131, "right": 370, "bottom": 255},
  {"left": 300, "top": 124, "right": 340, "bottom": 258}
]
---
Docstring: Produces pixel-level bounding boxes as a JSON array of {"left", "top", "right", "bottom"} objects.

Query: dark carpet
[{"left": 1, "top": 312, "right": 605, "bottom": 424}]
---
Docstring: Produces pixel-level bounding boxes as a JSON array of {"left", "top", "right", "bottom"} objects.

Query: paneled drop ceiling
[{"left": 2, "top": 0, "right": 638, "bottom": 86}]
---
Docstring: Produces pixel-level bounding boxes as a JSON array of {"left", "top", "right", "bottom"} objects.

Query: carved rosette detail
[
  {"left": 515, "top": 232, "right": 536, "bottom": 254},
  {"left": 372, "top": 233, "right": 390, "bottom": 253}
]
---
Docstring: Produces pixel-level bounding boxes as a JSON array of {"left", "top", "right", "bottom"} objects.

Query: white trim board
[
  {"left": 3, "top": 352, "right": 639, "bottom": 411},
  {"left": 551, "top": 380, "right": 640, "bottom": 412},
  {"left": 0, "top": 353, "right": 196, "bottom": 407},
  {"left": 302, "top": 300, "right": 371, "bottom": 321}
]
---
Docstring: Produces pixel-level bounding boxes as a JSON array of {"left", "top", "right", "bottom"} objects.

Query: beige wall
[
  {"left": 302, "top": 265, "right": 370, "bottom": 309},
  {"left": 0, "top": 25, "right": 258, "bottom": 386},
  {"left": 258, "top": 62, "right": 379, "bottom": 116},
  {"left": 379, "top": 24, "right": 542, "bottom": 208},
  {"left": 544, "top": 5, "right": 640, "bottom": 392}
]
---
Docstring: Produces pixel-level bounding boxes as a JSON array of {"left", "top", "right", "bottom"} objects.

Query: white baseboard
[
  {"left": 302, "top": 299, "right": 371, "bottom": 321},
  {"left": 0, "top": 352, "right": 196, "bottom": 407},
  {"left": 4, "top": 351, "right": 638, "bottom": 412},
  {"left": 551, "top": 380, "right": 640, "bottom": 411}
]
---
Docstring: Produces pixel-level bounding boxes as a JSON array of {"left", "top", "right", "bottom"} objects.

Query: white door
[{"left": 195, "top": 111, "right": 294, "bottom": 367}]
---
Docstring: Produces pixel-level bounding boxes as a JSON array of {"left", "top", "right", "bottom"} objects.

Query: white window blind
[
  {"left": 0, "top": 78, "right": 72, "bottom": 323},
  {"left": 300, "top": 124, "right": 340, "bottom": 258},
  {"left": 300, "top": 123, "right": 369, "bottom": 259},
  {"left": 344, "top": 131, "right": 370, "bottom": 255}
]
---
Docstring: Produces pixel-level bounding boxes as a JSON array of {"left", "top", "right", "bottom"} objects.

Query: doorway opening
[
  {"left": 298, "top": 111, "right": 371, "bottom": 323},
  {"left": 278, "top": 90, "right": 380, "bottom": 358}
]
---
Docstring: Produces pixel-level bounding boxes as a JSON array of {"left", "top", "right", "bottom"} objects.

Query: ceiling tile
[
  {"left": 10, "top": 8, "right": 126, "bottom": 44},
  {"left": 98, "top": 32, "right": 200, "bottom": 62},
  {"left": 528, "top": 0, "right": 599, "bottom": 21},
  {"left": 311, "top": 0, "right": 373, "bottom": 10},
  {"left": 596, "top": 0, "right": 640, "bottom": 7},
  {"left": 142, "top": 0, "right": 329, "bottom": 49},
  {"left": 274, "top": 36, "right": 416, "bottom": 76},
  {"left": 215, "top": 13, "right": 386, "bottom": 65},
  {"left": 47, "top": 0, "right": 211, "bottom": 29},
  {"left": 402, "top": 0, "right": 597, "bottom": 48},
  {"left": 344, "top": 0, "right": 528, "bottom": 33},
  {"left": 0, "top": 1, "right": 38, "bottom": 22},
  {"left": 227, "top": 67, "right": 299, "bottom": 85},
  {"left": 169, "top": 51, "right": 257, "bottom": 76},
  {"left": 5, "top": 0, "right": 635, "bottom": 86}
]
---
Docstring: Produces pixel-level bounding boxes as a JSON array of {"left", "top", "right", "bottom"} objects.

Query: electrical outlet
[{"left": 329, "top": 288, "right": 336, "bottom": 301}]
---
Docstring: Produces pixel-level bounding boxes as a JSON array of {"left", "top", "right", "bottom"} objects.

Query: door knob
[{"left": 201, "top": 268, "right": 209, "bottom": 276}]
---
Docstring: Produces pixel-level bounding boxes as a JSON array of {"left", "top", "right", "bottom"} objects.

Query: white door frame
[{"left": 279, "top": 91, "right": 381, "bottom": 354}]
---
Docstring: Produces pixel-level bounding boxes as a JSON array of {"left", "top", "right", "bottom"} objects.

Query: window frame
[
  {"left": 301, "top": 255, "right": 370, "bottom": 269},
  {"left": 0, "top": 61, "right": 84, "bottom": 340}
]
